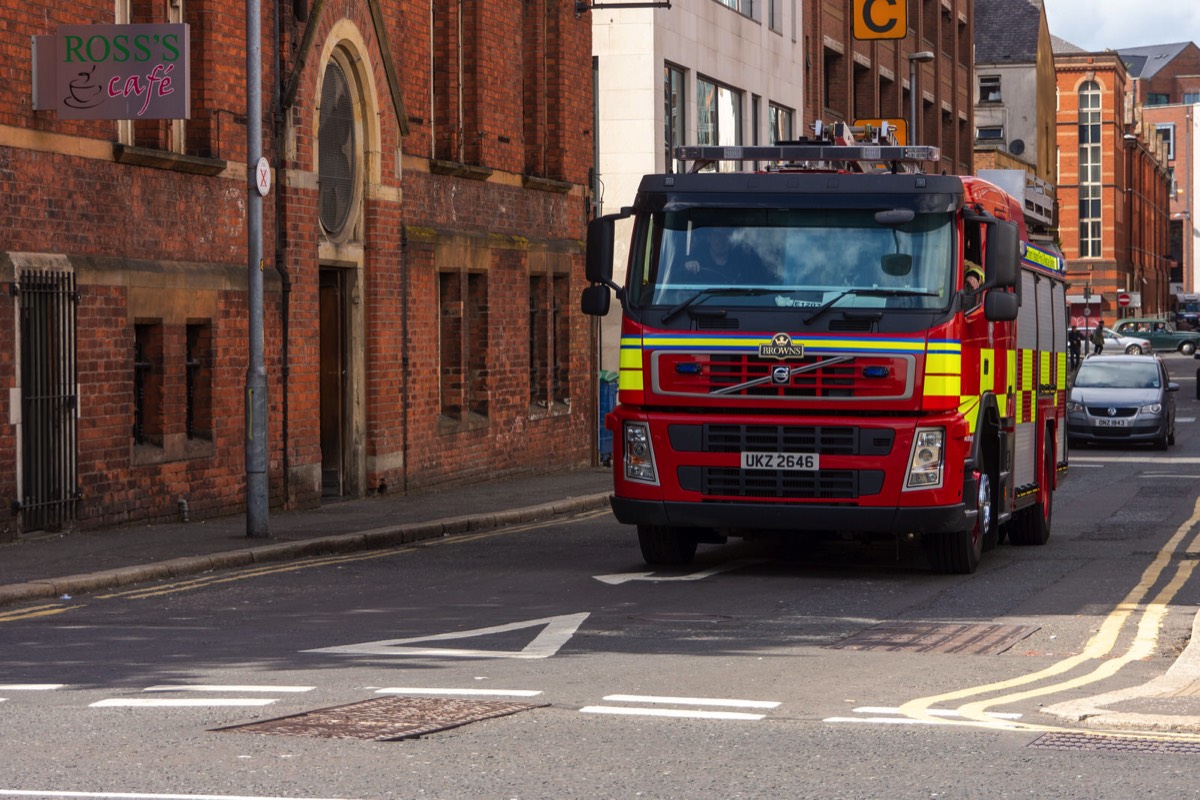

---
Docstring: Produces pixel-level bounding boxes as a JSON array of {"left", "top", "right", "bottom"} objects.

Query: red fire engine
[{"left": 582, "top": 123, "right": 1068, "bottom": 574}]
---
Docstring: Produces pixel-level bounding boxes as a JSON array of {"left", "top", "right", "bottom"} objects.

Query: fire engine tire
[
  {"left": 637, "top": 524, "right": 698, "bottom": 566},
  {"left": 1010, "top": 445, "right": 1053, "bottom": 546},
  {"left": 926, "top": 471, "right": 987, "bottom": 574},
  {"left": 925, "top": 527, "right": 982, "bottom": 575}
]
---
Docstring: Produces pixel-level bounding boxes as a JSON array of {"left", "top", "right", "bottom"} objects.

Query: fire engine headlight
[
  {"left": 906, "top": 427, "right": 945, "bottom": 489},
  {"left": 624, "top": 422, "right": 659, "bottom": 485}
]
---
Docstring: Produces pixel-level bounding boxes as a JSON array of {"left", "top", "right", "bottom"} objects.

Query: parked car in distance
[
  {"left": 1113, "top": 318, "right": 1200, "bottom": 355},
  {"left": 1067, "top": 354, "right": 1177, "bottom": 450},
  {"left": 1099, "top": 331, "right": 1153, "bottom": 355}
]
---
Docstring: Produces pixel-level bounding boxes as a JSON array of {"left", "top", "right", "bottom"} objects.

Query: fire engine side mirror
[
  {"left": 983, "top": 290, "right": 1019, "bottom": 321},
  {"left": 586, "top": 209, "right": 631, "bottom": 285},
  {"left": 581, "top": 284, "right": 611, "bottom": 317},
  {"left": 586, "top": 216, "right": 616, "bottom": 285},
  {"left": 984, "top": 220, "right": 1019, "bottom": 289}
]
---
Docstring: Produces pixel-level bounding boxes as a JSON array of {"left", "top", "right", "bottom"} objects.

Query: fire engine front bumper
[{"left": 610, "top": 496, "right": 973, "bottom": 536}]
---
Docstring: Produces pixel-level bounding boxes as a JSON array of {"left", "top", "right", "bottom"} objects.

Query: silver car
[
  {"left": 1067, "top": 355, "right": 1177, "bottom": 449},
  {"left": 1099, "top": 331, "right": 1153, "bottom": 354}
]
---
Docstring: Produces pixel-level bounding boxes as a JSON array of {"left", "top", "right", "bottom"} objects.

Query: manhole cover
[
  {"left": 215, "top": 695, "right": 547, "bottom": 741},
  {"left": 1029, "top": 731, "right": 1200, "bottom": 754},
  {"left": 829, "top": 621, "right": 1039, "bottom": 655}
]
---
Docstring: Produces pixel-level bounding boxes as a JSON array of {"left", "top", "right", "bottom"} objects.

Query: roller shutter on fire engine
[{"left": 853, "top": 0, "right": 907, "bottom": 40}]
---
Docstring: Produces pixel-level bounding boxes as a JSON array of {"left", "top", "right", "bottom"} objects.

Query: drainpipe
[{"left": 272, "top": 0, "right": 293, "bottom": 504}]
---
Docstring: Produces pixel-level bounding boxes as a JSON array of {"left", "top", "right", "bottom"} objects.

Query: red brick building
[
  {"left": 1053, "top": 47, "right": 1172, "bottom": 326},
  {"left": 1118, "top": 42, "right": 1200, "bottom": 295},
  {"left": 1, "top": 2, "right": 595, "bottom": 538}
]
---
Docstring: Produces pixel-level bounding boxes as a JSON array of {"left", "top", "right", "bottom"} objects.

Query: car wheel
[
  {"left": 1181, "top": 341, "right": 1197, "bottom": 356},
  {"left": 1126, "top": 344, "right": 1142, "bottom": 354}
]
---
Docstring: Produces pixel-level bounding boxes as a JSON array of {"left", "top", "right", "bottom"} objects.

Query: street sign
[
  {"left": 1118, "top": 292, "right": 1131, "bottom": 307},
  {"left": 852, "top": 0, "right": 907, "bottom": 40},
  {"left": 255, "top": 156, "right": 270, "bottom": 197}
]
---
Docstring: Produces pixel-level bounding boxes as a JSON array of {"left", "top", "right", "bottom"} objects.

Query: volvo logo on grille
[
  {"left": 760, "top": 332, "right": 805, "bottom": 360},
  {"left": 772, "top": 365, "right": 792, "bottom": 384}
]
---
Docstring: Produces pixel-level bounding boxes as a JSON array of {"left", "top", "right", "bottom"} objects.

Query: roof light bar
[{"left": 674, "top": 144, "right": 942, "bottom": 165}]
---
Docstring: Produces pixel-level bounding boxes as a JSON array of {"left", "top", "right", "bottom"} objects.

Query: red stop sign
[{"left": 1118, "top": 293, "right": 1131, "bottom": 307}]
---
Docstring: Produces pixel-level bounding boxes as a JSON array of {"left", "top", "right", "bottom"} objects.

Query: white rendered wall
[{"left": 592, "top": 2, "right": 806, "bottom": 372}]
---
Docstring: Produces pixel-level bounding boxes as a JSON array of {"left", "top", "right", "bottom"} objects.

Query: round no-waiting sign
[
  {"left": 255, "top": 156, "right": 271, "bottom": 197},
  {"left": 1118, "top": 292, "right": 1131, "bottom": 307}
]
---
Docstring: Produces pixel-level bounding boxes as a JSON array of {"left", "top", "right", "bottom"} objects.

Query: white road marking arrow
[
  {"left": 593, "top": 559, "right": 763, "bottom": 585},
  {"left": 303, "top": 612, "right": 589, "bottom": 659}
]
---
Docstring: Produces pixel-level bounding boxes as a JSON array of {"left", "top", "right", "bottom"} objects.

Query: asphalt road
[{"left": 5, "top": 352, "right": 1200, "bottom": 799}]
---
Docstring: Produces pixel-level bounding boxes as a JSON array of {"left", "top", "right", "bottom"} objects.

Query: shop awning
[{"left": 1066, "top": 294, "right": 1103, "bottom": 304}]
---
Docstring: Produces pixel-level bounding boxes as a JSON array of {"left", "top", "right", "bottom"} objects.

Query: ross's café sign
[{"left": 33, "top": 24, "right": 190, "bottom": 120}]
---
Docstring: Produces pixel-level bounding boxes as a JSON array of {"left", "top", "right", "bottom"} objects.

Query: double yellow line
[{"left": 898, "top": 496, "right": 1200, "bottom": 741}]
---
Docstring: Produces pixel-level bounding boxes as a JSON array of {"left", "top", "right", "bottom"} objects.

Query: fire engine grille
[
  {"left": 669, "top": 425, "right": 895, "bottom": 458},
  {"left": 701, "top": 467, "right": 876, "bottom": 499},
  {"left": 705, "top": 424, "right": 858, "bottom": 455},
  {"left": 655, "top": 353, "right": 912, "bottom": 400}
]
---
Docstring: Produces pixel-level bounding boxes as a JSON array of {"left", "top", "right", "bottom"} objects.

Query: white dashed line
[
  {"left": 375, "top": 687, "right": 543, "bottom": 697},
  {"left": 601, "top": 694, "right": 779, "bottom": 709},
  {"left": 580, "top": 706, "right": 766, "bottom": 720},
  {"left": 90, "top": 698, "right": 276, "bottom": 708},
  {"left": 142, "top": 685, "right": 314, "bottom": 693}
]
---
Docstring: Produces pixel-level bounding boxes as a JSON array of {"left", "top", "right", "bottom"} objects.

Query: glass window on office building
[
  {"left": 1078, "top": 80, "right": 1102, "bottom": 259},
  {"left": 715, "top": 0, "right": 755, "bottom": 19},
  {"left": 1147, "top": 93, "right": 1170, "bottom": 106},
  {"left": 1185, "top": 92, "right": 1200, "bottom": 104},
  {"left": 979, "top": 75, "right": 1001, "bottom": 103},
  {"left": 769, "top": 103, "right": 793, "bottom": 143},
  {"left": 664, "top": 64, "right": 685, "bottom": 173},
  {"left": 697, "top": 78, "right": 743, "bottom": 171},
  {"left": 1156, "top": 123, "right": 1175, "bottom": 160}
]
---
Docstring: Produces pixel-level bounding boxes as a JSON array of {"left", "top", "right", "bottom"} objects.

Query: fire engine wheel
[
  {"left": 926, "top": 472, "right": 988, "bottom": 575},
  {"left": 1010, "top": 444, "right": 1053, "bottom": 546},
  {"left": 637, "top": 524, "right": 698, "bottom": 566}
]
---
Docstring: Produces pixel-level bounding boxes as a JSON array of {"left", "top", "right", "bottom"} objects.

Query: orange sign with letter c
[{"left": 853, "top": 0, "right": 907, "bottom": 40}]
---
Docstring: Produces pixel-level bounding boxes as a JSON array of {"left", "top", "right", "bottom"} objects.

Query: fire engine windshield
[{"left": 630, "top": 208, "right": 955, "bottom": 313}]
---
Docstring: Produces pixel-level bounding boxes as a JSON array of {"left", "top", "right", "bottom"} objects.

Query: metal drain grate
[
  {"left": 1029, "top": 732, "right": 1200, "bottom": 754},
  {"left": 829, "top": 621, "right": 1039, "bottom": 655},
  {"left": 215, "top": 696, "right": 547, "bottom": 741}
]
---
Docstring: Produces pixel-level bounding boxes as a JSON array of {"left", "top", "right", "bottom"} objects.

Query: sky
[{"left": 1042, "top": 0, "right": 1200, "bottom": 52}]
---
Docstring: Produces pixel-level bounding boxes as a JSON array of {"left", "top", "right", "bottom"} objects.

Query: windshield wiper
[
  {"left": 803, "top": 287, "right": 939, "bottom": 325},
  {"left": 660, "top": 288, "right": 778, "bottom": 324}
]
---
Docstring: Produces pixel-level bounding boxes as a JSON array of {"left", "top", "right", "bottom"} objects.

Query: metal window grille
[{"left": 17, "top": 270, "right": 78, "bottom": 532}]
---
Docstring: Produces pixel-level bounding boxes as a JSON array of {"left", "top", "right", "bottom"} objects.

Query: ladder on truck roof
[{"left": 676, "top": 120, "right": 941, "bottom": 175}]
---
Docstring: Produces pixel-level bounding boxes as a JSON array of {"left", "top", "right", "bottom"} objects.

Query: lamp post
[
  {"left": 907, "top": 51, "right": 935, "bottom": 146},
  {"left": 1083, "top": 283, "right": 1092, "bottom": 353}
]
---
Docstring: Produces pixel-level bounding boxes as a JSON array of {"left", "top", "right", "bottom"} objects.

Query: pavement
[{"left": 0, "top": 466, "right": 613, "bottom": 608}]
